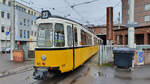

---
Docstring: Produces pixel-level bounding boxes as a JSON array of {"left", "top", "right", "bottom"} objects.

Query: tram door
[{"left": 66, "top": 23, "right": 75, "bottom": 70}]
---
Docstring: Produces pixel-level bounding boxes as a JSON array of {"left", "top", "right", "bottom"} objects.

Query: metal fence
[
  {"left": 98, "top": 45, "right": 150, "bottom": 65},
  {"left": 99, "top": 45, "right": 114, "bottom": 65}
]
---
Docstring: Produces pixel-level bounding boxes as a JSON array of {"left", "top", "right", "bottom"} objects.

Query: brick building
[
  {"left": 114, "top": 0, "right": 150, "bottom": 45},
  {"left": 122, "top": 0, "right": 150, "bottom": 26},
  {"left": 89, "top": 25, "right": 121, "bottom": 45},
  {"left": 114, "top": 26, "right": 150, "bottom": 45},
  {"left": 89, "top": 25, "right": 107, "bottom": 44}
]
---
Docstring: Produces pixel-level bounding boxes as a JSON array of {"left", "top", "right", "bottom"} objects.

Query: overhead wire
[
  {"left": 19, "top": 0, "right": 122, "bottom": 25},
  {"left": 63, "top": 0, "right": 90, "bottom": 24},
  {"left": 89, "top": 1, "right": 121, "bottom": 25},
  {"left": 70, "top": 0, "right": 100, "bottom": 8}
]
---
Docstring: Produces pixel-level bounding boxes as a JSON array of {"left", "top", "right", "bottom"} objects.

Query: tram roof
[{"left": 37, "top": 15, "right": 83, "bottom": 26}]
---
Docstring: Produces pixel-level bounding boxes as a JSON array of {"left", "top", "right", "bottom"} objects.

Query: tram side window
[
  {"left": 81, "top": 30, "right": 92, "bottom": 45},
  {"left": 87, "top": 34, "right": 92, "bottom": 45},
  {"left": 81, "top": 30, "right": 86, "bottom": 45},
  {"left": 94, "top": 37, "right": 98, "bottom": 45},
  {"left": 74, "top": 28, "right": 78, "bottom": 46},
  {"left": 54, "top": 23, "right": 65, "bottom": 47},
  {"left": 67, "top": 25, "right": 73, "bottom": 46}
]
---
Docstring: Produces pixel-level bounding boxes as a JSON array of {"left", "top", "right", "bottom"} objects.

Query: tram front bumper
[{"left": 33, "top": 67, "right": 49, "bottom": 80}]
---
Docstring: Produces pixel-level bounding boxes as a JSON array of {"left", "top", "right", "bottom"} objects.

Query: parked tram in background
[{"left": 33, "top": 10, "right": 103, "bottom": 80}]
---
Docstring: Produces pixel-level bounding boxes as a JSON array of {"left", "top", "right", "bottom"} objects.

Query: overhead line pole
[
  {"left": 128, "top": 0, "right": 135, "bottom": 48},
  {"left": 10, "top": 0, "right": 15, "bottom": 61}
]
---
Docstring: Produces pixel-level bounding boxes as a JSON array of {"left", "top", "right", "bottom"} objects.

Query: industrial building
[{"left": 114, "top": 0, "right": 150, "bottom": 45}]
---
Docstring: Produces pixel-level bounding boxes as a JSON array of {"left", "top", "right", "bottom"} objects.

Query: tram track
[{"left": 0, "top": 67, "right": 33, "bottom": 78}]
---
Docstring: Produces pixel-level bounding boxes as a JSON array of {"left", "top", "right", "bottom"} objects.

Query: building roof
[
  {"left": 114, "top": 25, "right": 150, "bottom": 31},
  {"left": 15, "top": 1, "right": 40, "bottom": 14}
]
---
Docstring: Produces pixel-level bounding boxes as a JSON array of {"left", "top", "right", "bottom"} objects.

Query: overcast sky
[{"left": 16, "top": 0, "right": 122, "bottom": 25}]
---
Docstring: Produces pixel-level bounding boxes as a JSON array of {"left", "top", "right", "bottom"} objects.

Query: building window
[
  {"left": 136, "top": 34, "right": 144, "bottom": 45},
  {"left": 34, "top": 12, "right": 36, "bottom": 16},
  {"left": 27, "top": 31, "right": 30, "bottom": 38},
  {"left": 28, "top": 10, "right": 30, "bottom": 14},
  {"left": 16, "top": 5, "right": 18, "bottom": 10},
  {"left": 27, "top": 20, "right": 30, "bottom": 26},
  {"left": 34, "top": 32, "right": 36, "bottom": 37},
  {"left": 23, "top": 8, "right": 26, "bottom": 12},
  {"left": 144, "top": 15, "right": 150, "bottom": 22},
  {"left": 7, "top": 13, "right": 10, "bottom": 19},
  {"left": 24, "top": 30, "right": 26, "bottom": 38},
  {"left": 1, "top": 26, "right": 5, "bottom": 32},
  {"left": 31, "top": 20, "right": 33, "bottom": 25},
  {"left": 31, "top": 11, "right": 33, "bottom": 15},
  {"left": 20, "top": 30, "right": 22, "bottom": 38},
  {"left": 8, "top": 2, "right": 11, "bottom": 6},
  {"left": 31, "top": 31, "right": 33, "bottom": 36},
  {"left": 145, "top": 4, "right": 150, "bottom": 11},
  {"left": 148, "top": 34, "right": 150, "bottom": 44},
  {"left": 20, "top": 22, "right": 22, "bottom": 25},
  {"left": 1, "top": 12, "right": 4, "bottom": 18},
  {"left": 3, "top": 0, "right": 6, "bottom": 4},
  {"left": 24, "top": 19, "right": 26, "bottom": 26},
  {"left": 118, "top": 35, "right": 123, "bottom": 45}
]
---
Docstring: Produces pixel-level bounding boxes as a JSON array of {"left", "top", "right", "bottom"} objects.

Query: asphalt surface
[{"left": 0, "top": 53, "right": 150, "bottom": 84}]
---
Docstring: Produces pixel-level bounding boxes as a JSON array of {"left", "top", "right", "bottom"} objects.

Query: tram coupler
[{"left": 33, "top": 67, "right": 48, "bottom": 80}]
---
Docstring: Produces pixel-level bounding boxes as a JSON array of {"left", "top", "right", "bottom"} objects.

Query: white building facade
[{"left": 0, "top": 0, "right": 40, "bottom": 58}]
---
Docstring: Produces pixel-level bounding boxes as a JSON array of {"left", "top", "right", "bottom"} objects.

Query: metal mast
[
  {"left": 128, "top": 0, "right": 135, "bottom": 48},
  {"left": 10, "top": 0, "right": 15, "bottom": 61}
]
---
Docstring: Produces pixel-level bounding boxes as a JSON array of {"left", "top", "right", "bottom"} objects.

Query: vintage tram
[{"left": 33, "top": 10, "right": 102, "bottom": 80}]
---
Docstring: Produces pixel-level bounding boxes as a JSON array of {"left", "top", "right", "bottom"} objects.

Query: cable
[
  {"left": 63, "top": 0, "right": 90, "bottom": 25},
  {"left": 71, "top": 0, "right": 100, "bottom": 8}
]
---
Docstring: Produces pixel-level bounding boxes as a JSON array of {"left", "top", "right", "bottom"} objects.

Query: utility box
[
  {"left": 13, "top": 50, "right": 24, "bottom": 62},
  {"left": 113, "top": 48, "right": 135, "bottom": 68}
]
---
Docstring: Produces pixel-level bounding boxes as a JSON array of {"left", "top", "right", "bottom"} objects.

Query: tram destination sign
[{"left": 41, "top": 10, "right": 51, "bottom": 19}]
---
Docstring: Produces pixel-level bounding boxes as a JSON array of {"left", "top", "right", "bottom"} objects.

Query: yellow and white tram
[{"left": 33, "top": 10, "right": 102, "bottom": 80}]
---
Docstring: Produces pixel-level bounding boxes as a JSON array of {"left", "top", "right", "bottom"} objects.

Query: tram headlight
[{"left": 41, "top": 55, "right": 47, "bottom": 61}]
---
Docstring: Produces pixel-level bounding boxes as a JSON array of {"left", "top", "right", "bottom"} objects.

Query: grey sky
[{"left": 16, "top": 0, "right": 122, "bottom": 25}]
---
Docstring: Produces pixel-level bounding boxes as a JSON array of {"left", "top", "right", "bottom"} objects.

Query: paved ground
[
  {"left": 0, "top": 53, "right": 150, "bottom": 84},
  {"left": 0, "top": 53, "right": 33, "bottom": 75}
]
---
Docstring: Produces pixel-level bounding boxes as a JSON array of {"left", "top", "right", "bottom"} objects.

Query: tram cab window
[
  {"left": 54, "top": 23, "right": 65, "bottom": 47},
  {"left": 67, "top": 25, "right": 73, "bottom": 46},
  {"left": 38, "top": 23, "right": 53, "bottom": 47}
]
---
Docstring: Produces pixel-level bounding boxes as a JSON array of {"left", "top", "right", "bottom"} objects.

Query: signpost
[{"left": 5, "top": 27, "right": 10, "bottom": 56}]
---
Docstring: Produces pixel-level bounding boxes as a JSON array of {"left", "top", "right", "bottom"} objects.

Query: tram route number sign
[{"left": 41, "top": 10, "right": 51, "bottom": 19}]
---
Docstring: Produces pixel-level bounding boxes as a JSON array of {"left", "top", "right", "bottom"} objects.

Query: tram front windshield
[{"left": 37, "top": 23, "right": 53, "bottom": 47}]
